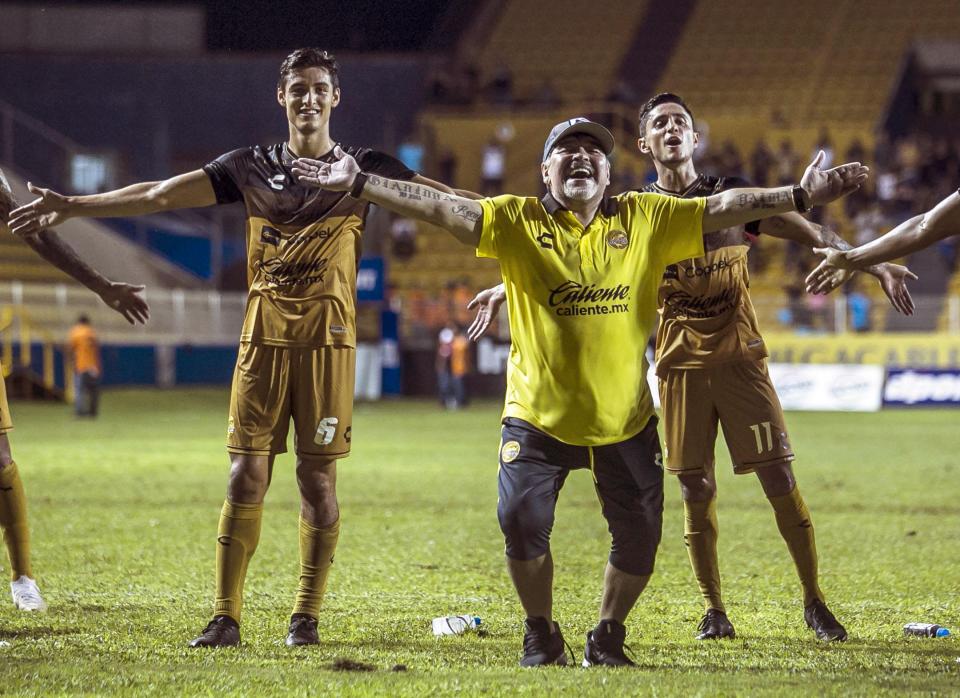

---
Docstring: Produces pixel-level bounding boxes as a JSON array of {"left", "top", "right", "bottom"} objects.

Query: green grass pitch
[{"left": 0, "top": 389, "right": 957, "bottom": 696}]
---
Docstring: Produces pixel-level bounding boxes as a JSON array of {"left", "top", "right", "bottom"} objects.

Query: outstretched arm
[
  {"left": 702, "top": 151, "right": 869, "bottom": 233},
  {"left": 0, "top": 170, "right": 150, "bottom": 324},
  {"left": 810, "top": 190, "right": 960, "bottom": 271},
  {"left": 292, "top": 148, "right": 483, "bottom": 246},
  {"left": 759, "top": 213, "right": 916, "bottom": 315},
  {"left": 8, "top": 169, "right": 217, "bottom": 236}
]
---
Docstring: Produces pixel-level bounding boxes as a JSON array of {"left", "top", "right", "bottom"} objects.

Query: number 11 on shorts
[{"left": 750, "top": 421, "right": 773, "bottom": 454}]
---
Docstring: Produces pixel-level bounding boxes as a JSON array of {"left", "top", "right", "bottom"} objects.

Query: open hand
[
  {"left": 800, "top": 151, "right": 870, "bottom": 207},
  {"left": 466, "top": 285, "right": 506, "bottom": 341},
  {"left": 99, "top": 281, "right": 150, "bottom": 325},
  {"left": 875, "top": 263, "right": 917, "bottom": 315},
  {"left": 8, "top": 183, "right": 72, "bottom": 236},
  {"left": 292, "top": 145, "right": 361, "bottom": 192}
]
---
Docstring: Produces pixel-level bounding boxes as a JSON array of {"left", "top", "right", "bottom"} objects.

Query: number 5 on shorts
[
  {"left": 315, "top": 417, "right": 339, "bottom": 446},
  {"left": 749, "top": 421, "right": 773, "bottom": 454}
]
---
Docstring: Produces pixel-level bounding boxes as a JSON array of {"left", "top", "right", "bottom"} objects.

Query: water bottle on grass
[
  {"left": 903, "top": 622, "right": 950, "bottom": 638},
  {"left": 432, "top": 615, "right": 482, "bottom": 636}
]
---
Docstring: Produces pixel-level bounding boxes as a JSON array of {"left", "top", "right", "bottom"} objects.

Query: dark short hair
[
  {"left": 638, "top": 92, "right": 695, "bottom": 137},
  {"left": 78, "top": 314, "right": 90, "bottom": 324},
  {"left": 278, "top": 48, "right": 340, "bottom": 91}
]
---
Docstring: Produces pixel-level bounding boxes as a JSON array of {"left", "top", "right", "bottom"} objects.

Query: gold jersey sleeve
[{"left": 477, "top": 192, "right": 704, "bottom": 446}]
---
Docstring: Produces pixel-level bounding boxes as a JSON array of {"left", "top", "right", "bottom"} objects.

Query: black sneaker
[
  {"left": 188, "top": 615, "right": 240, "bottom": 648},
  {"left": 583, "top": 619, "right": 635, "bottom": 667},
  {"left": 804, "top": 599, "right": 847, "bottom": 642},
  {"left": 519, "top": 617, "right": 568, "bottom": 667},
  {"left": 696, "top": 608, "right": 736, "bottom": 640},
  {"left": 286, "top": 614, "right": 319, "bottom": 647}
]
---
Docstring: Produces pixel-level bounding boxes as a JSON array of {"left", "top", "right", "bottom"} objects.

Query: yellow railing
[{"left": 0, "top": 305, "right": 73, "bottom": 403}]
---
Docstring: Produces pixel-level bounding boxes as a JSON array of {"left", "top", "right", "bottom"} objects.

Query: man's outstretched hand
[
  {"left": 800, "top": 151, "right": 870, "bottom": 207},
  {"left": 99, "top": 281, "right": 150, "bottom": 325},
  {"left": 466, "top": 285, "right": 506, "bottom": 341},
  {"left": 292, "top": 146, "right": 361, "bottom": 192},
  {"left": 9, "top": 183, "right": 72, "bottom": 237}
]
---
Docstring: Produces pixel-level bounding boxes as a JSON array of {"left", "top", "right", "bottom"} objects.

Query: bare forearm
[
  {"left": 360, "top": 175, "right": 482, "bottom": 245},
  {"left": 25, "top": 230, "right": 110, "bottom": 294},
  {"left": 704, "top": 186, "right": 798, "bottom": 232},
  {"left": 61, "top": 181, "right": 172, "bottom": 219},
  {"left": 848, "top": 214, "right": 941, "bottom": 267},
  {"left": 816, "top": 226, "right": 885, "bottom": 277}
]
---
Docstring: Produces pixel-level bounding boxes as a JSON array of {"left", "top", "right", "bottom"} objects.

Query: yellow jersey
[{"left": 478, "top": 191, "right": 705, "bottom": 445}]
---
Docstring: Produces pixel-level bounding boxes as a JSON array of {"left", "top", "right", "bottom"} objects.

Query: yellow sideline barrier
[
  {"left": 764, "top": 333, "right": 960, "bottom": 367},
  {"left": 0, "top": 306, "right": 72, "bottom": 403}
]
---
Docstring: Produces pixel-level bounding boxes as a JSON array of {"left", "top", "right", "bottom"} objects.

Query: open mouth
[
  {"left": 565, "top": 165, "right": 595, "bottom": 181},
  {"left": 299, "top": 109, "right": 320, "bottom": 117},
  {"left": 665, "top": 136, "right": 682, "bottom": 147}
]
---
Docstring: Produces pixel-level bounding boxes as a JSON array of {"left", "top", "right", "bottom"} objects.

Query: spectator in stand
[
  {"left": 481, "top": 139, "right": 506, "bottom": 195},
  {"left": 68, "top": 315, "right": 101, "bottom": 418},
  {"left": 749, "top": 139, "right": 773, "bottom": 187},
  {"left": 853, "top": 202, "right": 886, "bottom": 248},
  {"left": 845, "top": 279, "right": 872, "bottom": 333},
  {"left": 436, "top": 324, "right": 455, "bottom": 409},
  {"left": 389, "top": 216, "right": 417, "bottom": 261},
  {"left": 775, "top": 139, "right": 801, "bottom": 186},
  {"left": 530, "top": 79, "right": 562, "bottom": 109},
  {"left": 486, "top": 65, "right": 514, "bottom": 106}
]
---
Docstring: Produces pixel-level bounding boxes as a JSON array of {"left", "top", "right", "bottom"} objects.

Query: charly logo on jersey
[
  {"left": 548, "top": 280, "right": 631, "bottom": 317},
  {"left": 536, "top": 231, "right": 556, "bottom": 250},
  {"left": 269, "top": 174, "right": 286, "bottom": 191},
  {"left": 606, "top": 230, "right": 628, "bottom": 249}
]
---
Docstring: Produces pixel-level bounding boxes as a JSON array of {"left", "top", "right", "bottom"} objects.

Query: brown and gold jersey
[
  {"left": 204, "top": 143, "right": 415, "bottom": 347},
  {"left": 641, "top": 174, "right": 766, "bottom": 374}
]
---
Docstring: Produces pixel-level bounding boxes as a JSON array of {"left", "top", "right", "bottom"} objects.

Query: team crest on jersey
[
  {"left": 606, "top": 230, "right": 628, "bottom": 249},
  {"left": 500, "top": 440, "right": 521, "bottom": 463}
]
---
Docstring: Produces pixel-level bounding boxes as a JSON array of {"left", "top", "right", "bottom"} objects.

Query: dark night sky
[{"left": 55, "top": 0, "right": 459, "bottom": 52}]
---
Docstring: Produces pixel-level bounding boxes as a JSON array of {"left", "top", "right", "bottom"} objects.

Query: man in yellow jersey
[
  {"left": 10, "top": 48, "right": 457, "bottom": 648},
  {"left": 467, "top": 96, "right": 916, "bottom": 648},
  {"left": 0, "top": 167, "right": 149, "bottom": 612},
  {"left": 806, "top": 186, "right": 960, "bottom": 281},
  {"left": 291, "top": 118, "right": 868, "bottom": 666},
  {"left": 68, "top": 315, "right": 102, "bottom": 417}
]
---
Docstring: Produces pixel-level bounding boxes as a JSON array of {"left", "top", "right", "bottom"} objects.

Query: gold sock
[
  {"left": 292, "top": 516, "right": 340, "bottom": 619},
  {"left": 683, "top": 497, "right": 724, "bottom": 613},
  {"left": 214, "top": 500, "right": 263, "bottom": 622},
  {"left": 0, "top": 462, "right": 32, "bottom": 580},
  {"left": 768, "top": 485, "right": 824, "bottom": 606}
]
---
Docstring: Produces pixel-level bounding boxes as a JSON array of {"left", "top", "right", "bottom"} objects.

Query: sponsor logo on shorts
[
  {"left": 330, "top": 325, "right": 347, "bottom": 335},
  {"left": 500, "top": 440, "right": 521, "bottom": 463},
  {"left": 315, "top": 416, "right": 339, "bottom": 446},
  {"left": 227, "top": 416, "right": 236, "bottom": 436},
  {"left": 548, "top": 280, "right": 630, "bottom": 317},
  {"left": 606, "top": 230, "right": 628, "bottom": 249}
]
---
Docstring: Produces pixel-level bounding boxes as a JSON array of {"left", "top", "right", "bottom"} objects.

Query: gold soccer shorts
[
  {"left": 659, "top": 359, "right": 794, "bottom": 475},
  {"left": 227, "top": 343, "right": 354, "bottom": 459},
  {"left": 0, "top": 362, "right": 12, "bottom": 433}
]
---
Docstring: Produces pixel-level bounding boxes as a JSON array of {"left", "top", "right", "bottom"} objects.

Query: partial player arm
[
  {"left": 759, "top": 213, "right": 916, "bottom": 315},
  {"left": 9, "top": 170, "right": 218, "bottom": 236},
  {"left": 293, "top": 148, "right": 483, "bottom": 246},
  {"left": 809, "top": 190, "right": 960, "bottom": 272},
  {"left": 702, "top": 151, "right": 869, "bottom": 233},
  {"left": 0, "top": 170, "right": 149, "bottom": 324}
]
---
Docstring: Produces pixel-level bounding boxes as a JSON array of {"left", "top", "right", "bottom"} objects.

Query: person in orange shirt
[
  {"left": 450, "top": 326, "right": 471, "bottom": 408},
  {"left": 68, "top": 315, "right": 102, "bottom": 418}
]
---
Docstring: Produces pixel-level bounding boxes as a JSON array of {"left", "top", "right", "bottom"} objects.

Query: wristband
[
  {"left": 792, "top": 185, "right": 811, "bottom": 214},
  {"left": 349, "top": 172, "right": 369, "bottom": 199}
]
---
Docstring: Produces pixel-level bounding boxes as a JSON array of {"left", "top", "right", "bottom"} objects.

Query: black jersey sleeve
[
  {"left": 202, "top": 148, "right": 248, "bottom": 205},
  {"left": 355, "top": 149, "right": 417, "bottom": 182},
  {"left": 721, "top": 175, "right": 762, "bottom": 235}
]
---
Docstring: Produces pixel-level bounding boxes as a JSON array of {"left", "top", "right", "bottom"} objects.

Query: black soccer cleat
[
  {"left": 696, "top": 608, "right": 736, "bottom": 640},
  {"left": 286, "top": 614, "right": 319, "bottom": 647},
  {"left": 804, "top": 599, "right": 847, "bottom": 642},
  {"left": 519, "top": 616, "right": 569, "bottom": 667},
  {"left": 188, "top": 615, "right": 240, "bottom": 648},
  {"left": 583, "top": 619, "right": 635, "bottom": 667}
]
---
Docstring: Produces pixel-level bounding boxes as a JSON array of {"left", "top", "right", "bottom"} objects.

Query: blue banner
[
  {"left": 357, "top": 257, "right": 385, "bottom": 303},
  {"left": 883, "top": 369, "right": 960, "bottom": 407}
]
